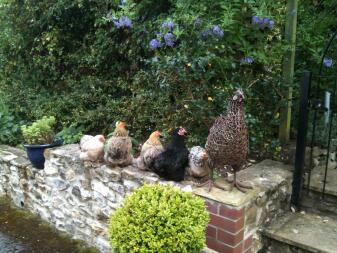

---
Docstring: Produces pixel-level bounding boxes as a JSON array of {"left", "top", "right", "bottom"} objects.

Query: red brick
[
  {"left": 243, "top": 235, "right": 253, "bottom": 250},
  {"left": 206, "top": 225, "right": 217, "bottom": 238},
  {"left": 206, "top": 200, "right": 219, "bottom": 214},
  {"left": 210, "top": 214, "right": 244, "bottom": 233},
  {"left": 206, "top": 237, "right": 224, "bottom": 252},
  {"left": 219, "top": 205, "right": 244, "bottom": 220},
  {"left": 217, "top": 228, "right": 244, "bottom": 247},
  {"left": 243, "top": 247, "right": 252, "bottom": 253},
  {"left": 206, "top": 237, "right": 243, "bottom": 253}
]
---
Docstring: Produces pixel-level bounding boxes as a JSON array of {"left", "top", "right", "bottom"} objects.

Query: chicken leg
[{"left": 227, "top": 170, "right": 252, "bottom": 193}]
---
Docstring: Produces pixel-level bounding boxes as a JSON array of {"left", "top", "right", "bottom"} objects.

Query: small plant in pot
[{"left": 21, "top": 116, "right": 63, "bottom": 169}]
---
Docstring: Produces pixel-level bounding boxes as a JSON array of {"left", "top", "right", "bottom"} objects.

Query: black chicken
[{"left": 150, "top": 127, "right": 189, "bottom": 181}]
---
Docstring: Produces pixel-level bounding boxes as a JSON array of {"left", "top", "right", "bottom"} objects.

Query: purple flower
[
  {"left": 194, "top": 18, "right": 203, "bottom": 27},
  {"left": 323, "top": 57, "right": 333, "bottom": 68},
  {"left": 149, "top": 39, "right": 163, "bottom": 50},
  {"left": 162, "top": 21, "right": 175, "bottom": 30},
  {"left": 164, "top": 32, "right": 176, "bottom": 47},
  {"left": 212, "top": 25, "right": 224, "bottom": 38},
  {"left": 241, "top": 56, "right": 254, "bottom": 64},
  {"left": 119, "top": 16, "right": 132, "bottom": 28},
  {"left": 262, "top": 17, "right": 274, "bottom": 29},
  {"left": 252, "top": 16, "right": 263, "bottom": 27},
  {"left": 113, "top": 20, "right": 122, "bottom": 29}
]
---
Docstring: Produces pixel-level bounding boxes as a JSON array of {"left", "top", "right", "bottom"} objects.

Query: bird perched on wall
[
  {"left": 134, "top": 130, "right": 164, "bottom": 170},
  {"left": 186, "top": 146, "right": 210, "bottom": 183},
  {"left": 205, "top": 89, "right": 252, "bottom": 193},
  {"left": 79, "top": 135, "right": 105, "bottom": 162},
  {"left": 104, "top": 121, "right": 133, "bottom": 167},
  {"left": 150, "top": 127, "right": 189, "bottom": 181}
]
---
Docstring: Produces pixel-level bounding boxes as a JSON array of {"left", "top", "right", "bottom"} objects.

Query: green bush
[
  {"left": 0, "top": 111, "right": 22, "bottom": 146},
  {"left": 0, "top": 0, "right": 336, "bottom": 154},
  {"left": 0, "top": 92, "right": 22, "bottom": 145},
  {"left": 56, "top": 123, "right": 84, "bottom": 144},
  {"left": 108, "top": 184, "right": 209, "bottom": 253},
  {"left": 0, "top": 0, "right": 285, "bottom": 153},
  {"left": 21, "top": 116, "right": 56, "bottom": 145}
]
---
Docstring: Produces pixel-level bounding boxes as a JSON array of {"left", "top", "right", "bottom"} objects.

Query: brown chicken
[
  {"left": 104, "top": 121, "right": 133, "bottom": 167},
  {"left": 134, "top": 131, "right": 164, "bottom": 170},
  {"left": 79, "top": 135, "right": 105, "bottom": 162},
  {"left": 205, "top": 89, "right": 252, "bottom": 192}
]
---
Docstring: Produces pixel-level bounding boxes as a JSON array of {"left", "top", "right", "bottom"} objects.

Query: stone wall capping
[
  {"left": 0, "top": 145, "right": 30, "bottom": 168},
  {"left": 194, "top": 160, "right": 293, "bottom": 207}
]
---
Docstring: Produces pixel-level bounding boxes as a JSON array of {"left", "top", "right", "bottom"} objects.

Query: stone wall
[{"left": 0, "top": 145, "right": 293, "bottom": 253}]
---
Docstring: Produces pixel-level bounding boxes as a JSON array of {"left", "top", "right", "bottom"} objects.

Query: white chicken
[
  {"left": 186, "top": 146, "right": 210, "bottom": 181},
  {"left": 134, "top": 131, "right": 164, "bottom": 170},
  {"left": 79, "top": 135, "right": 105, "bottom": 162}
]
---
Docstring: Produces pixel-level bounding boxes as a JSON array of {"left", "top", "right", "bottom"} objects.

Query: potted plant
[{"left": 21, "top": 116, "right": 63, "bottom": 169}]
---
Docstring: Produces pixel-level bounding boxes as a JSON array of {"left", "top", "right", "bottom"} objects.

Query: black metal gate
[{"left": 291, "top": 30, "right": 337, "bottom": 209}]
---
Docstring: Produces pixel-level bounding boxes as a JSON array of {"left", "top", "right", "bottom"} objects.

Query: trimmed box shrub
[{"left": 109, "top": 184, "right": 209, "bottom": 253}]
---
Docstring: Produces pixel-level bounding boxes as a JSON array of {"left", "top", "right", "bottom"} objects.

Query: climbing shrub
[
  {"left": 108, "top": 184, "right": 209, "bottom": 253},
  {"left": 0, "top": 0, "right": 335, "bottom": 155},
  {"left": 0, "top": 0, "right": 285, "bottom": 153}
]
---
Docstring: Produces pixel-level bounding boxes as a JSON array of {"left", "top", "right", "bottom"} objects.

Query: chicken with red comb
[{"left": 150, "top": 127, "right": 189, "bottom": 181}]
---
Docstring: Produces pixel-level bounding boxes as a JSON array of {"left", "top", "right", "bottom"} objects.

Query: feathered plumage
[
  {"left": 104, "top": 121, "right": 133, "bottom": 167},
  {"left": 205, "top": 89, "right": 252, "bottom": 192},
  {"left": 187, "top": 146, "right": 210, "bottom": 178},
  {"left": 79, "top": 135, "right": 105, "bottom": 162},
  {"left": 134, "top": 131, "right": 164, "bottom": 170},
  {"left": 151, "top": 127, "right": 189, "bottom": 181}
]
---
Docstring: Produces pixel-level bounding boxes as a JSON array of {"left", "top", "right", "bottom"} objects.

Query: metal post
[
  {"left": 324, "top": 91, "right": 331, "bottom": 125},
  {"left": 322, "top": 80, "right": 337, "bottom": 198},
  {"left": 279, "top": 0, "right": 298, "bottom": 144},
  {"left": 291, "top": 71, "right": 311, "bottom": 208}
]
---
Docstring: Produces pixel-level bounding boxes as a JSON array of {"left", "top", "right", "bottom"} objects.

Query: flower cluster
[
  {"left": 113, "top": 16, "right": 132, "bottom": 29},
  {"left": 212, "top": 25, "right": 224, "bottom": 38},
  {"left": 164, "top": 32, "right": 176, "bottom": 47},
  {"left": 161, "top": 21, "right": 175, "bottom": 30},
  {"left": 323, "top": 57, "right": 333, "bottom": 68},
  {"left": 241, "top": 56, "right": 254, "bottom": 64},
  {"left": 201, "top": 25, "right": 224, "bottom": 39},
  {"left": 252, "top": 16, "right": 274, "bottom": 30},
  {"left": 149, "top": 39, "right": 163, "bottom": 50},
  {"left": 149, "top": 21, "right": 177, "bottom": 50}
]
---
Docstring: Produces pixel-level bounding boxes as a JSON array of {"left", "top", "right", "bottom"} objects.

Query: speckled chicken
[
  {"left": 150, "top": 127, "right": 189, "bottom": 181},
  {"left": 104, "top": 121, "right": 133, "bottom": 167},
  {"left": 186, "top": 146, "right": 210, "bottom": 182},
  {"left": 134, "top": 131, "right": 164, "bottom": 170},
  {"left": 205, "top": 89, "right": 252, "bottom": 192},
  {"left": 79, "top": 135, "right": 105, "bottom": 162}
]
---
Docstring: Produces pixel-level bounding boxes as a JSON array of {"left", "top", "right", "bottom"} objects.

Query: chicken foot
[{"left": 227, "top": 171, "right": 252, "bottom": 193}]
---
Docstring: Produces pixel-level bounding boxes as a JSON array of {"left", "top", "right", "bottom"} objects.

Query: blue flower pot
[{"left": 23, "top": 139, "right": 63, "bottom": 169}]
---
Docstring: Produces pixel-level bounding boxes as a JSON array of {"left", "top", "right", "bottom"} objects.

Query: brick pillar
[{"left": 205, "top": 199, "right": 252, "bottom": 253}]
